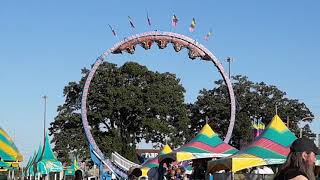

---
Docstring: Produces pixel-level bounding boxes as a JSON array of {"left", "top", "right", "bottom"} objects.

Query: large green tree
[
  {"left": 50, "top": 64, "right": 315, "bottom": 163},
  {"left": 188, "top": 75, "right": 314, "bottom": 148},
  {"left": 49, "top": 62, "right": 189, "bottom": 163}
]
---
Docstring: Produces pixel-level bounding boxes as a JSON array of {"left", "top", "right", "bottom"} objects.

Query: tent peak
[
  {"left": 268, "top": 115, "right": 288, "bottom": 133},
  {"left": 199, "top": 124, "right": 216, "bottom": 137},
  {"left": 160, "top": 144, "right": 172, "bottom": 155}
]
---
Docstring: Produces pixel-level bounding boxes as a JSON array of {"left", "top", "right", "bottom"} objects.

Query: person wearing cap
[{"left": 274, "top": 137, "right": 320, "bottom": 180}]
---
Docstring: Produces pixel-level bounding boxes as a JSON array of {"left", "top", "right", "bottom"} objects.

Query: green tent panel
[
  {"left": 64, "top": 159, "right": 80, "bottom": 176},
  {"left": 25, "top": 151, "right": 36, "bottom": 177},
  {"left": 36, "top": 133, "right": 62, "bottom": 174},
  {"left": 37, "top": 160, "right": 63, "bottom": 174},
  {"left": 208, "top": 115, "right": 300, "bottom": 173},
  {"left": 0, "top": 159, "right": 10, "bottom": 168},
  {"left": 160, "top": 124, "right": 238, "bottom": 162}
]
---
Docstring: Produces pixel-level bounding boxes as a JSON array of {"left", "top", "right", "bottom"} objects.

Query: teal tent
[
  {"left": 64, "top": 158, "right": 80, "bottom": 176},
  {"left": 36, "top": 133, "right": 62, "bottom": 175},
  {"left": 31, "top": 144, "right": 43, "bottom": 177},
  {"left": 0, "top": 159, "right": 10, "bottom": 169},
  {"left": 23, "top": 155, "right": 33, "bottom": 176}
]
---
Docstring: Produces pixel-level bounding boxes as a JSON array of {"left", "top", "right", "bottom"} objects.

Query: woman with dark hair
[{"left": 274, "top": 138, "right": 319, "bottom": 180}]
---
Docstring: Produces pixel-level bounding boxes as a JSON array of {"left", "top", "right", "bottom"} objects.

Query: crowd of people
[
  {"left": 127, "top": 138, "right": 319, "bottom": 180},
  {"left": 165, "top": 165, "right": 189, "bottom": 180}
]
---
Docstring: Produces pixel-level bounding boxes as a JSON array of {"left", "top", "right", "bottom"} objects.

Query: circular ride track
[{"left": 81, "top": 31, "right": 236, "bottom": 176}]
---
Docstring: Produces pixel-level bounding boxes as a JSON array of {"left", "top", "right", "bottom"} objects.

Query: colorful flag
[
  {"left": 172, "top": 14, "right": 178, "bottom": 28},
  {"left": 204, "top": 30, "right": 213, "bottom": 41},
  {"left": 189, "top": 18, "right": 196, "bottom": 32},
  {"left": 147, "top": 12, "right": 151, "bottom": 26},
  {"left": 128, "top": 16, "right": 135, "bottom": 29},
  {"left": 108, "top": 24, "right": 116, "bottom": 37},
  {"left": 252, "top": 118, "right": 265, "bottom": 138}
]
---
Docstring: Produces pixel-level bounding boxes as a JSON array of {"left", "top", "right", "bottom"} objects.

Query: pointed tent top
[
  {"left": 160, "top": 123, "right": 238, "bottom": 163},
  {"left": 268, "top": 115, "right": 288, "bottom": 133},
  {"left": 140, "top": 144, "right": 173, "bottom": 176},
  {"left": 35, "top": 144, "right": 43, "bottom": 163},
  {"left": 159, "top": 144, "right": 172, "bottom": 155},
  {"left": 258, "top": 115, "right": 297, "bottom": 147},
  {"left": 27, "top": 151, "right": 37, "bottom": 176},
  {"left": 26, "top": 151, "right": 37, "bottom": 172},
  {"left": 24, "top": 154, "right": 36, "bottom": 176},
  {"left": 36, "top": 132, "right": 63, "bottom": 174},
  {"left": 142, "top": 144, "right": 172, "bottom": 167},
  {"left": 40, "top": 132, "right": 58, "bottom": 161},
  {"left": 25, "top": 156, "right": 33, "bottom": 169},
  {"left": 198, "top": 124, "right": 216, "bottom": 138},
  {"left": 30, "top": 150, "right": 37, "bottom": 164},
  {"left": 208, "top": 115, "right": 298, "bottom": 173},
  {"left": 183, "top": 123, "right": 236, "bottom": 153}
]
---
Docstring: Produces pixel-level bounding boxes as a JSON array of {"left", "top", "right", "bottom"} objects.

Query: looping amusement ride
[{"left": 81, "top": 31, "right": 236, "bottom": 178}]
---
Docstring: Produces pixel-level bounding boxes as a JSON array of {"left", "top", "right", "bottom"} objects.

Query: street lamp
[
  {"left": 225, "top": 57, "right": 235, "bottom": 79},
  {"left": 299, "top": 116, "right": 315, "bottom": 138},
  {"left": 43, "top": 95, "right": 48, "bottom": 137}
]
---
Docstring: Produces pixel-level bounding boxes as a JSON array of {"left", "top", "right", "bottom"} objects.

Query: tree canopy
[
  {"left": 49, "top": 61, "right": 189, "bottom": 163},
  {"left": 188, "top": 75, "right": 314, "bottom": 148},
  {"left": 50, "top": 63, "right": 315, "bottom": 163}
]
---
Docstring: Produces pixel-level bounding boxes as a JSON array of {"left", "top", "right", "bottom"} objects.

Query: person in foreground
[
  {"left": 274, "top": 137, "right": 319, "bottom": 180},
  {"left": 74, "top": 169, "right": 83, "bottom": 180}
]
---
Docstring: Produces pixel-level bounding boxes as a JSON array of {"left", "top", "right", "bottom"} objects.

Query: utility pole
[
  {"left": 226, "top": 57, "right": 234, "bottom": 79},
  {"left": 286, "top": 116, "right": 289, "bottom": 128},
  {"left": 299, "top": 116, "right": 315, "bottom": 138},
  {"left": 42, "top": 96, "right": 47, "bottom": 139}
]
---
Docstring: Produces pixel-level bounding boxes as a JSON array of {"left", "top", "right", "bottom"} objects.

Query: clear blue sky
[{"left": 1, "top": 0, "right": 319, "bottom": 164}]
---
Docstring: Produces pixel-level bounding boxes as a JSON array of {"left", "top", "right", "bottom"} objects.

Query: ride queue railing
[{"left": 111, "top": 152, "right": 140, "bottom": 172}]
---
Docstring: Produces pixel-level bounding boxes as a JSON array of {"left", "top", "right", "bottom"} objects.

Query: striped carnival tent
[
  {"left": 0, "top": 159, "right": 10, "bottom": 169},
  {"left": 0, "top": 159, "right": 12, "bottom": 173},
  {"left": 139, "top": 144, "right": 172, "bottom": 177},
  {"left": 208, "top": 115, "right": 299, "bottom": 173},
  {"left": 0, "top": 127, "right": 23, "bottom": 163},
  {"left": 160, "top": 124, "right": 238, "bottom": 163}
]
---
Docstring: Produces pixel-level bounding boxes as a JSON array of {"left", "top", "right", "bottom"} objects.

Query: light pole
[
  {"left": 299, "top": 116, "right": 315, "bottom": 138},
  {"left": 43, "top": 96, "right": 47, "bottom": 136},
  {"left": 226, "top": 57, "right": 234, "bottom": 79}
]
